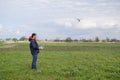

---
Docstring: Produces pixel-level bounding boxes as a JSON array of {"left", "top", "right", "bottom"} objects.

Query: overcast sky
[{"left": 0, "top": 0, "right": 120, "bottom": 39}]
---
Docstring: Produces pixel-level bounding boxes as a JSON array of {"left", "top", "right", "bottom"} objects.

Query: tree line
[
  {"left": 54, "top": 37, "right": 120, "bottom": 42},
  {"left": 1, "top": 36, "right": 120, "bottom": 43}
]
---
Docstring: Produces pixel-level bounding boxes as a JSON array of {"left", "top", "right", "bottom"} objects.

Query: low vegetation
[{"left": 0, "top": 42, "right": 120, "bottom": 80}]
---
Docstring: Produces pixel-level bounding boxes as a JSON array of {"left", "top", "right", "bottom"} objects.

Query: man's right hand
[{"left": 39, "top": 46, "right": 44, "bottom": 50}]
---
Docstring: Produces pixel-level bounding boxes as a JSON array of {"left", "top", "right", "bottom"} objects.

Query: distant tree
[
  {"left": 19, "top": 36, "right": 27, "bottom": 41},
  {"left": 88, "top": 39, "right": 93, "bottom": 42},
  {"left": 54, "top": 38, "right": 60, "bottom": 42},
  {"left": 102, "top": 40, "right": 106, "bottom": 42},
  {"left": 73, "top": 39, "right": 79, "bottom": 42},
  {"left": 12, "top": 38, "right": 18, "bottom": 42},
  {"left": 65, "top": 37, "right": 72, "bottom": 42},
  {"left": 95, "top": 36, "right": 100, "bottom": 42},
  {"left": 80, "top": 39, "right": 91, "bottom": 42},
  {"left": 45, "top": 39, "right": 48, "bottom": 41},
  {"left": 110, "top": 38, "right": 118, "bottom": 42},
  {"left": 6, "top": 38, "right": 12, "bottom": 41},
  {"left": 80, "top": 39, "right": 87, "bottom": 42},
  {"left": 106, "top": 37, "right": 110, "bottom": 42}
]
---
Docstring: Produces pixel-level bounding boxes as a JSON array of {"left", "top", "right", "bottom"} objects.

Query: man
[{"left": 29, "top": 33, "right": 40, "bottom": 70}]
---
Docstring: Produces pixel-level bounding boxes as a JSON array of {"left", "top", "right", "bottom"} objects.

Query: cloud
[
  {"left": 54, "top": 17, "right": 120, "bottom": 29},
  {"left": 0, "top": 24, "right": 3, "bottom": 32},
  {"left": 54, "top": 18, "right": 74, "bottom": 27},
  {"left": 16, "top": 30, "right": 20, "bottom": 35},
  {"left": 0, "top": 24, "right": 32, "bottom": 37},
  {"left": 0, "top": 0, "right": 120, "bottom": 39},
  {"left": 77, "top": 20, "right": 97, "bottom": 29}
]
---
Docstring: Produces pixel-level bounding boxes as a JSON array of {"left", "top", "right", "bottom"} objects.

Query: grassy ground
[
  {"left": 0, "top": 42, "right": 120, "bottom": 80},
  {"left": 0, "top": 41, "right": 5, "bottom": 46}
]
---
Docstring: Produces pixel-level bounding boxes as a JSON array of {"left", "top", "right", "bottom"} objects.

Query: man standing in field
[{"left": 29, "top": 33, "right": 40, "bottom": 70}]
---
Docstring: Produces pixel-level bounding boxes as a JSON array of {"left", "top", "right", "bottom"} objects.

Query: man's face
[{"left": 33, "top": 35, "right": 37, "bottom": 39}]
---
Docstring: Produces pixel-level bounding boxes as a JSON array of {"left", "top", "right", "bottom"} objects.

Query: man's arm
[{"left": 31, "top": 40, "right": 39, "bottom": 50}]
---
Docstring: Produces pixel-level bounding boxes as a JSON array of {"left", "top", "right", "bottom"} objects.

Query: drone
[{"left": 77, "top": 18, "right": 81, "bottom": 22}]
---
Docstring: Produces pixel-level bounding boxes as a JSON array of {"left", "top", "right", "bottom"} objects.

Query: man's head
[{"left": 32, "top": 33, "right": 37, "bottom": 40}]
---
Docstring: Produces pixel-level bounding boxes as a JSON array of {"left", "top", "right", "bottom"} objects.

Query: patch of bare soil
[{"left": 0, "top": 44, "right": 16, "bottom": 48}]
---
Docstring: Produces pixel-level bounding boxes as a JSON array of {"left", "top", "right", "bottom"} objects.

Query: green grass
[
  {"left": 0, "top": 41, "right": 5, "bottom": 46},
  {"left": 0, "top": 42, "right": 120, "bottom": 80}
]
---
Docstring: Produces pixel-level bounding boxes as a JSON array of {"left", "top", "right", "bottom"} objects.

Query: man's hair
[{"left": 32, "top": 33, "right": 36, "bottom": 37}]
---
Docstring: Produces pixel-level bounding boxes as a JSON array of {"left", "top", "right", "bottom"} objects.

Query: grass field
[{"left": 0, "top": 42, "right": 120, "bottom": 80}]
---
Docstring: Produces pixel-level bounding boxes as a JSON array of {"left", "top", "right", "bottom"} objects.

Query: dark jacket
[{"left": 30, "top": 40, "right": 39, "bottom": 55}]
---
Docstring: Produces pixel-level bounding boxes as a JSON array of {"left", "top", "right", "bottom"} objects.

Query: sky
[{"left": 0, "top": 0, "right": 120, "bottom": 40}]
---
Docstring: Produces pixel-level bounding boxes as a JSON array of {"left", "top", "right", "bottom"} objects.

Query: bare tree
[
  {"left": 19, "top": 36, "right": 27, "bottom": 41},
  {"left": 54, "top": 38, "right": 60, "bottom": 42},
  {"left": 95, "top": 36, "right": 100, "bottom": 42},
  {"left": 12, "top": 38, "right": 18, "bottom": 42},
  {"left": 65, "top": 37, "right": 72, "bottom": 42}
]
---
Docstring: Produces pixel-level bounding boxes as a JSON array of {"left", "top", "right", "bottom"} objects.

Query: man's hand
[{"left": 39, "top": 46, "right": 44, "bottom": 50}]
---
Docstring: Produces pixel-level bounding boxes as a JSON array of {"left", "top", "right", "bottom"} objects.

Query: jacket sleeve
[{"left": 31, "top": 40, "right": 39, "bottom": 50}]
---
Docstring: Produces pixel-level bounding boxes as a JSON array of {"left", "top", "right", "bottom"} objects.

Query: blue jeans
[{"left": 32, "top": 54, "right": 38, "bottom": 69}]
